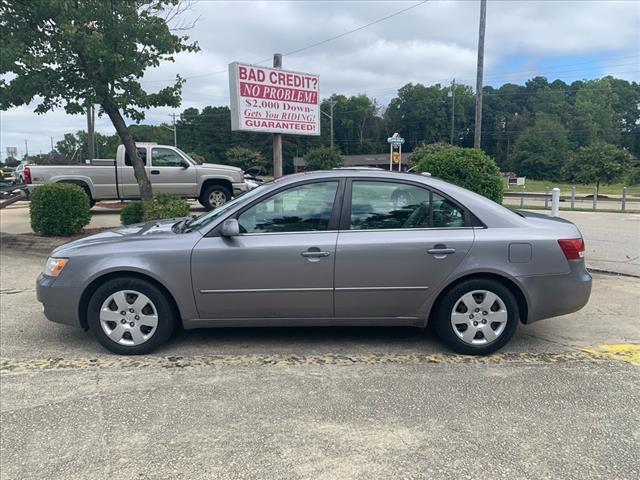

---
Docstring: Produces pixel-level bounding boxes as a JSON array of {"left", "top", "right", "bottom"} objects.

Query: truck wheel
[{"left": 199, "top": 184, "right": 231, "bottom": 211}]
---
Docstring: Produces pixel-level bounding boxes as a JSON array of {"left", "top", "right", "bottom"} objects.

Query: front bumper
[
  {"left": 518, "top": 260, "right": 592, "bottom": 324},
  {"left": 36, "top": 273, "right": 84, "bottom": 328},
  {"left": 232, "top": 182, "right": 249, "bottom": 196}
]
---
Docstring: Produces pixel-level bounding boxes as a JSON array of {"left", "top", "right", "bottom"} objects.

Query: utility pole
[
  {"left": 321, "top": 99, "right": 337, "bottom": 149},
  {"left": 272, "top": 53, "right": 283, "bottom": 178},
  {"left": 50, "top": 137, "right": 54, "bottom": 152},
  {"left": 24, "top": 139, "right": 28, "bottom": 159},
  {"left": 474, "top": 0, "right": 487, "bottom": 149},
  {"left": 87, "top": 104, "right": 96, "bottom": 160},
  {"left": 172, "top": 113, "right": 177, "bottom": 147},
  {"left": 449, "top": 78, "right": 456, "bottom": 145}
]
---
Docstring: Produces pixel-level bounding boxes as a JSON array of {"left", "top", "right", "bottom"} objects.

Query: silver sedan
[{"left": 36, "top": 170, "right": 592, "bottom": 355}]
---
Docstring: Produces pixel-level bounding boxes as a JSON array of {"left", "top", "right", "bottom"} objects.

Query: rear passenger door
[
  {"left": 334, "top": 179, "right": 475, "bottom": 319},
  {"left": 119, "top": 147, "right": 149, "bottom": 198}
]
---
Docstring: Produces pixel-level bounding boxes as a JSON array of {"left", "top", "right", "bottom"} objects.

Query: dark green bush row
[
  {"left": 120, "top": 193, "right": 190, "bottom": 225},
  {"left": 30, "top": 183, "right": 91, "bottom": 236}
]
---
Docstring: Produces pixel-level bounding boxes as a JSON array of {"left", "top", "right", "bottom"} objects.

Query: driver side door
[{"left": 191, "top": 180, "right": 343, "bottom": 320}]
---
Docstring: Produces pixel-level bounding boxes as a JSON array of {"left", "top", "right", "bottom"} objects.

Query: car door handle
[
  {"left": 301, "top": 250, "right": 331, "bottom": 258},
  {"left": 151, "top": 170, "right": 160, "bottom": 175},
  {"left": 427, "top": 247, "right": 456, "bottom": 255}
]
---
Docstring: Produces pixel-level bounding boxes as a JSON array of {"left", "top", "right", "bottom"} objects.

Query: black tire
[
  {"left": 87, "top": 277, "right": 176, "bottom": 355},
  {"left": 199, "top": 183, "right": 232, "bottom": 211},
  {"left": 433, "top": 278, "right": 519, "bottom": 355}
]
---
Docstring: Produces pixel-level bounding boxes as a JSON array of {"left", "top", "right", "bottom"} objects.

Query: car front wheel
[
  {"left": 433, "top": 278, "right": 519, "bottom": 355},
  {"left": 87, "top": 277, "right": 176, "bottom": 355}
]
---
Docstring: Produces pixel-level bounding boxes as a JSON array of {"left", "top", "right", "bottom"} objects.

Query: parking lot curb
[{"left": 0, "top": 232, "right": 65, "bottom": 256}]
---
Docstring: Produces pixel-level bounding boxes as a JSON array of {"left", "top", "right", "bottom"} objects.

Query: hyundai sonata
[{"left": 37, "top": 170, "right": 592, "bottom": 355}]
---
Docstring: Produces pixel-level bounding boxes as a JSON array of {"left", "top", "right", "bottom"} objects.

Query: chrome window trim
[{"left": 200, "top": 287, "right": 333, "bottom": 294}]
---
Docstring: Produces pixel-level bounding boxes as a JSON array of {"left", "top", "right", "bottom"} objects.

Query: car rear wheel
[
  {"left": 199, "top": 184, "right": 231, "bottom": 210},
  {"left": 87, "top": 277, "right": 176, "bottom": 355},
  {"left": 433, "top": 278, "right": 519, "bottom": 355}
]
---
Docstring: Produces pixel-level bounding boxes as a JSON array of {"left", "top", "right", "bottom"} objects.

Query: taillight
[
  {"left": 558, "top": 238, "right": 585, "bottom": 260},
  {"left": 23, "top": 166, "right": 31, "bottom": 184}
]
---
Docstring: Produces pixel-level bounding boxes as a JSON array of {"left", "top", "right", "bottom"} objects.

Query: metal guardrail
[{"left": 504, "top": 186, "right": 635, "bottom": 211}]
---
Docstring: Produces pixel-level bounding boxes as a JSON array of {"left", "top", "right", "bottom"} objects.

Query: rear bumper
[
  {"left": 517, "top": 260, "right": 592, "bottom": 323},
  {"left": 36, "top": 274, "right": 83, "bottom": 328}
]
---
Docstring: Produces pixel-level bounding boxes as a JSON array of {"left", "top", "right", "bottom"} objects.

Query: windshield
[{"left": 183, "top": 183, "right": 270, "bottom": 232}]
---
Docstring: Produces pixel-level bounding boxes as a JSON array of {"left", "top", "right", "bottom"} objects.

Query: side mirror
[
  {"left": 181, "top": 161, "right": 189, "bottom": 169},
  {"left": 220, "top": 218, "right": 240, "bottom": 237}
]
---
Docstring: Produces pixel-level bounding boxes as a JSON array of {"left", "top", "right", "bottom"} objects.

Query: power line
[{"left": 141, "top": 1, "right": 431, "bottom": 84}]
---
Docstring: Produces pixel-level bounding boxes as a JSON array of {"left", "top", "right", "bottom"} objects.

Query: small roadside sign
[{"left": 387, "top": 133, "right": 404, "bottom": 171}]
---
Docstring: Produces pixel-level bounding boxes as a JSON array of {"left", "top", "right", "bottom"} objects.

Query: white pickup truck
[{"left": 25, "top": 143, "right": 248, "bottom": 210}]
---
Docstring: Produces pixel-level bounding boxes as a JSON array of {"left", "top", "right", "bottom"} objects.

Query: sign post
[
  {"left": 229, "top": 59, "right": 320, "bottom": 178},
  {"left": 387, "top": 133, "right": 405, "bottom": 171}
]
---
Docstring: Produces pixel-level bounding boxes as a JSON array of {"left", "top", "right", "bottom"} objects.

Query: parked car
[
  {"left": 37, "top": 169, "right": 592, "bottom": 355},
  {"left": 12, "top": 163, "right": 27, "bottom": 185},
  {"left": 24, "top": 143, "right": 248, "bottom": 209}
]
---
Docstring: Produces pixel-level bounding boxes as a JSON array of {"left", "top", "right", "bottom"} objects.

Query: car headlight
[{"left": 43, "top": 257, "right": 69, "bottom": 277}]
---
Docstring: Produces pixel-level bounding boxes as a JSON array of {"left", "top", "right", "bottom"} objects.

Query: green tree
[
  {"left": 1, "top": 0, "right": 199, "bottom": 199},
  {"left": 225, "top": 146, "right": 268, "bottom": 173},
  {"left": 304, "top": 146, "right": 342, "bottom": 171},
  {"left": 3, "top": 156, "right": 19, "bottom": 167},
  {"left": 56, "top": 131, "right": 120, "bottom": 161},
  {"left": 412, "top": 146, "right": 503, "bottom": 203},
  {"left": 510, "top": 114, "right": 570, "bottom": 180},
  {"left": 572, "top": 78, "right": 619, "bottom": 146},
  {"left": 563, "top": 142, "right": 633, "bottom": 195}
]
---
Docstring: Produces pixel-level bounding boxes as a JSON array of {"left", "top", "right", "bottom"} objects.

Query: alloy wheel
[{"left": 208, "top": 190, "right": 227, "bottom": 208}]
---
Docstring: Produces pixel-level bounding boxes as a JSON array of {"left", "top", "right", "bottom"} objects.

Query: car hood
[
  {"left": 51, "top": 218, "right": 193, "bottom": 256},
  {"left": 201, "top": 163, "right": 243, "bottom": 175}
]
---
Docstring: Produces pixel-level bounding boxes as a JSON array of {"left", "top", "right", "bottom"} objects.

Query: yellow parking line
[{"left": 581, "top": 344, "right": 640, "bottom": 366}]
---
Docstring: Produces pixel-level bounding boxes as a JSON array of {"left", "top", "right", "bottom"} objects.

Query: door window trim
[
  {"left": 340, "top": 177, "right": 482, "bottom": 231},
  {"left": 205, "top": 178, "right": 346, "bottom": 237}
]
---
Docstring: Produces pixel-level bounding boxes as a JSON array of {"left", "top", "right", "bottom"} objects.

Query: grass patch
[{"left": 503, "top": 179, "right": 640, "bottom": 196}]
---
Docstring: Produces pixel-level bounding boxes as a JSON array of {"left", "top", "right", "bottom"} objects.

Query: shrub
[
  {"left": 143, "top": 193, "right": 190, "bottom": 221},
  {"left": 412, "top": 146, "right": 503, "bottom": 203},
  {"left": 120, "top": 200, "right": 145, "bottom": 225},
  {"left": 30, "top": 183, "right": 91, "bottom": 236},
  {"left": 121, "top": 193, "right": 190, "bottom": 225},
  {"left": 304, "top": 146, "right": 342, "bottom": 171}
]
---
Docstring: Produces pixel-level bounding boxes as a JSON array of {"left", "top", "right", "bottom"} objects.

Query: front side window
[
  {"left": 152, "top": 148, "right": 184, "bottom": 167},
  {"left": 349, "top": 181, "right": 467, "bottom": 230},
  {"left": 238, "top": 181, "right": 338, "bottom": 234},
  {"left": 350, "top": 181, "right": 431, "bottom": 230}
]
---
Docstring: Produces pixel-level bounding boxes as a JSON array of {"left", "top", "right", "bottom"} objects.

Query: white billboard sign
[{"left": 229, "top": 62, "right": 320, "bottom": 136}]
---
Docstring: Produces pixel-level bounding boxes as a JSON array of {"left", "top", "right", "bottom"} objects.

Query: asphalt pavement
[{"left": 1, "top": 251, "right": 639, "bottom": 480}]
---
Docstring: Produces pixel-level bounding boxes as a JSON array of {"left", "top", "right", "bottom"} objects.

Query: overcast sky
[{"left": 1, "top": 0, "right": 639, "bottom": 159}]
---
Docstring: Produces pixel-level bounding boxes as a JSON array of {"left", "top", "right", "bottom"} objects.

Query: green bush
[
  {"left": 120, "top": 193, "right": 190, "bottom": 225},
  {"left": 120, "top": 200, "right": 145, "bottom": 225},
  {"left": 30, "top": 183, "right": 91, "bottom": 236},
  {"left": 412, "top": 146, "right": 503, "bottom": 203},
  {"left": 304, "top": 146, "right": 342, "bottom": 171}
]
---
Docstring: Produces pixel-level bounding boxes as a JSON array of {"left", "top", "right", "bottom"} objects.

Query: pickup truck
[{"left": 24, "top": 143, "right": 248, "bottom": 210}]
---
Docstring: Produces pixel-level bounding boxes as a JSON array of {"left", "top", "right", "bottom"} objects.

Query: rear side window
[
  {"left": 124, "top": 148, "right": 147, "bottom": 166},
  {"left": 349, "top": 181, "right": 467, "bottom": 230}
]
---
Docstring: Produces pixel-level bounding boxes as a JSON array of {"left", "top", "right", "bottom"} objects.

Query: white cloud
[{"left": 2, "top": 0, "right": 638, "bottom": 158}]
